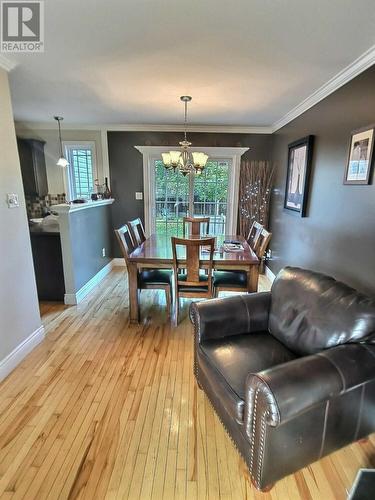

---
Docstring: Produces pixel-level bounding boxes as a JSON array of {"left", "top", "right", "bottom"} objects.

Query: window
[{"left": 63, "top": 142, "right": 97, "bottom": 200}]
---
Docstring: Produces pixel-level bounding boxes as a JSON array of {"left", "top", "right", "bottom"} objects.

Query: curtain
[{"left": 238, "top": 160, "right": 275, "bottom": 238}]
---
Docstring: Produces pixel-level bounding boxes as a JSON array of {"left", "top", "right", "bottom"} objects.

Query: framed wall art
[
  {"left": 344, "top": 126, "right": 374, "bottom": 185},
  {"left": 284, "top": 135, "right": 314, "bottom": 217}
]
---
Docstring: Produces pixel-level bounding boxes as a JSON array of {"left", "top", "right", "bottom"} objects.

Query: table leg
[
  {"left": 247, "top": 264, "right": 259, "bottom": 293},
  {"left": 128, "top": 262, "right": 139, "bottom": 323}
]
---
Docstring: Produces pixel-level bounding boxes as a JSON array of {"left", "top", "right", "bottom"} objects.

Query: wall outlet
[
  {"left": 102, "top": 248, "right": 106, "bottom": 257},
  {"left": 135, "top": 192, "right": 143, "bottom": 200},
  {"left": 7, "top": 193, "right": 19, "bottom": 208}
]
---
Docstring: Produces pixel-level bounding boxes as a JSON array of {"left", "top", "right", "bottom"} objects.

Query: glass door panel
[
  {"left": 193, "top": 160, "right": 229, "bottom": 235},
  {"left": 155, "top": 159, "right": 190, "bottom": 237}
]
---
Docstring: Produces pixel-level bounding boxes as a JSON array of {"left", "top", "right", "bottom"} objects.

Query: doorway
[{"left": 154, "top": 158, "right": 230, "bottom": 237}]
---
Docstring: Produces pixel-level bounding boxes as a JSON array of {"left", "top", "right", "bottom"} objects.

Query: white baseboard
[
  {"left": 265, "top": 265, "right": 276, "bottom": 283},
  {"left": 0, "top": 325, "right": 45, "bottom": 382},
  {"left": 64, "top": 260, "right": 113, "bottom": 305}
]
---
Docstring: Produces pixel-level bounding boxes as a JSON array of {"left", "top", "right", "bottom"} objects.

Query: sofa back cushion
[{"left": 269, "top": 267, "right": 375, "bottom": 355}]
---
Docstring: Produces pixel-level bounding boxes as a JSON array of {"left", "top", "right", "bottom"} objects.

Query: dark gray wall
[
  {"left": 269, "top": 65, "right": 375, "bottom": 295},
  {"left": 70, "top": 205, "right": 112, "bottom": 290},
  {"left": 108, "top": 131, "right": 273, "bottom": 256}
]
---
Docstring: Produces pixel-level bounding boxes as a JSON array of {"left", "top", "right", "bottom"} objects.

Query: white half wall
[{"left": 0, "top": 68, "right": 44, "bottom": 379}]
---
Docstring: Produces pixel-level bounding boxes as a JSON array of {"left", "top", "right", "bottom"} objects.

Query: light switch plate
[
  {"left": 135, "top": 192, "right": 143, "bottom": 200},
  {"left": 7, "top": 193, "right": 19, "bottom": 208}
]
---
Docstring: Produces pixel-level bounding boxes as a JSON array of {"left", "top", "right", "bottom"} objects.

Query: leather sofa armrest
[
  {"left": 244, "top": 343, "right": 375, "bottom": 440},
  {"left": 190, "top": 292, "right": 271, "bottom": 343}
]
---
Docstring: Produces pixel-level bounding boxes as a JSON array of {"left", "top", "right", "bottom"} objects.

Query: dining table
[{"left": 127, "top": 233, "right": 259, "bottom": 323}]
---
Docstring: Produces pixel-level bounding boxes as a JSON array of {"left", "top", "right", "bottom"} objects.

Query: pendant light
[
  {"left": 162, "top": 96, "right": 209, "bottom": 176},
  {"left": 54, "top": 116, "right": 69, "bottom": 168}
]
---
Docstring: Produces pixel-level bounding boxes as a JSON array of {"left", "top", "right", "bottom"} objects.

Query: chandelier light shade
[
  {"left": 54, "top": 116, "right": 69, "bottom": 168},
  {"left": 162, "top": 151, "right": 182, "bottom": 170},
  {"left": 162, "top": 96, "right": 209, "bottom": 175}
]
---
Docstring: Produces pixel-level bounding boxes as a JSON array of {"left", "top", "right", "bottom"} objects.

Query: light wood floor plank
[{"left": 0, "top": 269, "right": 373, "bottom": 500}]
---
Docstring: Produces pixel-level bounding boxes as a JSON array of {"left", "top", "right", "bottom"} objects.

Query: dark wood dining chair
[
  {"left": 213, "top": 228, "right": 272, "bottom": 297},
  {"left": 115, "top": 224, "right": 172, "bottom": 318},
  {"left": 127, "top": 218, "right": 146, "bottom": 247},
  {"left": 254, "top": 227, "right": 272, "bottom": 269},
  {"left": 247, "top": 220, "right": 263, "bottom": 249},
  {"left": 182, "top": 216, "right": 210, "bottom": 237},
  {"left": 171, "top": 236, "right": 215, "bottom": 325}
]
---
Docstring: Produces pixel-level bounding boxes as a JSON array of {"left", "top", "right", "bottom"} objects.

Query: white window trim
[
  {"left": 134, "top": 145, "right": 249, "bottom": 237},
  {"left": 62, "top": 141, "right": 98, "bottom": 201}
]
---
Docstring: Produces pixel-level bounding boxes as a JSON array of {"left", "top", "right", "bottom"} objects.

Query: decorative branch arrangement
[{"left": 239, "top": 160, "right": 275, "bottom": 237}]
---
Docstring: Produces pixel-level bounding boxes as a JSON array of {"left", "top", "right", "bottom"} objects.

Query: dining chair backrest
[
  {"left": 127, "top": 218, "right": 146, "bottom": 246},
  {"left": 172, "top": 237, "right": 215, "bottom": 289},
  {"left": 115, "top": 224, "right": 136, "bottom": 265},
  {"left": 255, "top": 228, "right": 272, "bottom": 260},
  {"left": 247, "top": 221, "right": 263, "bottom": 249},
  {"left": 183, "top": 216, "right": 210, "bottom": 237}
]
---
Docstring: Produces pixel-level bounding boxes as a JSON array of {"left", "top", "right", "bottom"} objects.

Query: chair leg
[
  {"left": 173, "top": 296, "right": 179, "bottom": 327},
  {"left": 214, "top": 287, "right": 219, "bottom": 298},
  {"left": 137, "top": 289, "right": 141, "bottom": 320},
  {"left": 165, "top": 287, "right": 171, "bottom": 318}
]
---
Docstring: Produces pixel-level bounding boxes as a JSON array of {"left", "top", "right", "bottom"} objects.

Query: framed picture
[
  {"left": 284, "top": 135, "right": 314, "bottom": 217},
  {"left": 344, "top": 126, "right": 374, "bottom": 185}
]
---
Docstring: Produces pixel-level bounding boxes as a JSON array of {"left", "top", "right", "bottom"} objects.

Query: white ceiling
[{"left": 7, "top": 0, "right": 375, "bottom": 127}]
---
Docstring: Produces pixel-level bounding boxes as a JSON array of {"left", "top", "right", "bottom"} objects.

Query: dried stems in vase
[{"left": 239, "top": 160, "right": 275, "bottom": 237}]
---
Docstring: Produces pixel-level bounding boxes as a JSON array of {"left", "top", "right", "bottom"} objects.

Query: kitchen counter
[{"left": 52, "top": 198, "right": 114, "bottom": 214}]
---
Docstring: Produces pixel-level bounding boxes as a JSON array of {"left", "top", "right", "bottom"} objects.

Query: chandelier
[{"left": 162, "top": 96, "right": 209, "bottom": 176}]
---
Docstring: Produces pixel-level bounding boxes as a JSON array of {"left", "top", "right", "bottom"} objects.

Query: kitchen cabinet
[
  {"left": 30, "top": 226, "right": 65, "bottom": 301},
  {"left": 17, "top": 138, "right": 48, "bottom": 197}
]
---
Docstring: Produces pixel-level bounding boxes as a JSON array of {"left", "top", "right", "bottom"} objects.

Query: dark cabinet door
[
  {"left": 17, "top": 138, "right": 48, "bottom": 197},
  {"left": 30, "top": 233, "right": 65, "bottom": 301}
]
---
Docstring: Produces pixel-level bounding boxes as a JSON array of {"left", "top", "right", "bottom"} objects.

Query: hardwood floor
[{"left": 0, "top": 268, "right": 373, "bottom": 499}]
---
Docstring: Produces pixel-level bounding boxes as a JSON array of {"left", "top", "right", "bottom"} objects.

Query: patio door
[{"left": 154, "top": 159, "right": 230, "bottom": 237}]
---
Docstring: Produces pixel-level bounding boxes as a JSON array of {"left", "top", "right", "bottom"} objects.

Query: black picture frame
[
  {"left": 284, "top": 135, "right": 314, "bottom": 217},
  {"left": 344, "top": 125, "right": 374, "bottom": 185}
]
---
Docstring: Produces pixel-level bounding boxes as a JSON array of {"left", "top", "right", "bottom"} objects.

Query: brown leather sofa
[{"left": 190, "top": 267, "right": 375, "bottom": 490}]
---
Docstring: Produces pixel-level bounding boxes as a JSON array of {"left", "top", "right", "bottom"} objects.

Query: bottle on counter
[{"left": 103, "top": 177, "right": 112, "bottom": 199}]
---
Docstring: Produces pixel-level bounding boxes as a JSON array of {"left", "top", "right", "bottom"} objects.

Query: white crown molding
[
  {"left": 272, "top": 44, "right": 375, "bottom": 132},
  {"left": 0, "top": 54, "right": 17, "bottom": 72},
  {"left": 15, "top": 121, "right": 273, "bottom": 134},
  {"left": 106, "top": 124, "right": 272, "bottom": 134}
]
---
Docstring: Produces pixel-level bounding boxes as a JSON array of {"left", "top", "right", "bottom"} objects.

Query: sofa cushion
[
  {"left": 199, "top": 332, "right": 296, "bottom": 422},
  {"left": 269, "top": 267, "right": 375, "bottom": 356}
]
